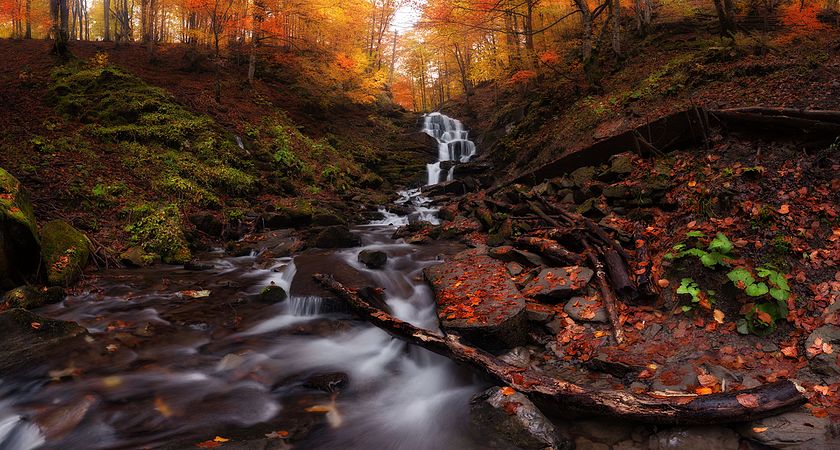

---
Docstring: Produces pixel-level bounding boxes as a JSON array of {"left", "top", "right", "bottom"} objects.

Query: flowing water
[{"left": 0, "top": 113, "right": 486, "bottom": 449}]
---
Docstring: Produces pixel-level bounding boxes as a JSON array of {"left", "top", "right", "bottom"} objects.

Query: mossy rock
[
  {"left": 2, "top": 285, "right": 65, "bottom": 309},
  {"left": 40, "top": 220, "right": 90, "bottom": 286},
  {"left": 0, "top": 167, "right": 41, "bottom": 289},
  {"left": 125, "top": 204, "right": 192, "bottom": 264},
  {"left": 259, "top": 284, "right": 287, "bottom": 303},
  {"left": 0, "top": 308, "right": 88, "bottom": 376}
]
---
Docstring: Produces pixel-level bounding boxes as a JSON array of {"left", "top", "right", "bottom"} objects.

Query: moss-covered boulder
[
  {"left": 2, "top": 285, "right": 65, "bottom": 309},
  {"left": 125, "top": 204, "right": 192, "bottom": 264},
  {"left": 0, "top": 168, "right": 41, "bottom": 290},
  {"left": 40, "top": 220, "right": 90, "bottom": 286}
]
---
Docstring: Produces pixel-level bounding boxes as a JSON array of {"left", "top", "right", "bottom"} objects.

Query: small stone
[
  {"left": 736, "top": 411, "right": 834, "bottom": 448},
  {"left": 259, "top": 283, "right": 287, "bottom": 303},
  {"left": 570, "top": 166, "right": 597, "bottom": 188},
  {"left": 358, "top": 250, "right": 387, "bottom": 269},
  {"left": 506, "top": 262, "right": 524, "bottom": 276},
  {"left": 563, "top": 296, "right": 608, "bottom": 323}
]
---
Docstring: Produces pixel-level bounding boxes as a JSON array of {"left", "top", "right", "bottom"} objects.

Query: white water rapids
[{"left": 0, "top": 113, "right": 486, "bottom": 449}]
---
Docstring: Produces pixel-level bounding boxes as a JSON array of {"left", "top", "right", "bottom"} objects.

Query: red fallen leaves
[
  {"left": 500, "top": 386, "right": 515, "bottom": 396},
  {"left": 503, "top": 401, "right": 522, "bottom": 415},
  {"left": 30, "top": 322, "right": 41, "bottom": 330},
  {"left": 736, "top": 393, "right": 760, "bottom": 408}
]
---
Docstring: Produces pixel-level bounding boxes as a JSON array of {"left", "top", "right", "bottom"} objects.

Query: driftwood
[
  {"left": 313, "top": 274, "right": 807, "bottom": 424},
  {"left": 583, "top": 242, "right": 626, "bottom": 344},
  {"left": 603, "top": 248, "right": 636, "bottom": 300},
  {"left": 515, "top": 237, "right": 585, "bottom": 266}
]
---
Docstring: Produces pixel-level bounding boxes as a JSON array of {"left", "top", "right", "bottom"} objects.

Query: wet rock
[
  {"left": 39, "top": 220, "right": 90, "bottom": 286},
  {"left": 648, "top": 426, "right": 740, "bottom": 449},
  {"left": 35, "top": 394, "right": 98, "bottom": 440},
  {"left": 259, "top": 283, "right": 287, "bottom": 303},
  {"left": 358, "top": 250, "right": 387, "bottom": 269},
  {"left": 357, "top": 286, "right": 391, "bottom": 313},
  {"left": 311, "top": 212, "right": 345, "bottom": 226},
  {"left": 304, "top": 372, "right": 349, "bottom": 393},
  {"left": 598, "top": 153, "right": 634, "bottom": 182},
  {"left": 805, "top": 325, "right": 840, "bottom": 378},
  {"left": 2, "top": 285, "right": 64, "bottom": 309},
  {"left": 487, "top": 218, "right": 513, "bottom": 247},
  {"left": 261, "top": 206, "right": 312, "bottom": 230},
  {"left": 602, "top": 184, "right": 637, "bottom": 200},
  {"left": 188, "top": 212, "right": 223, "bottom": 237},
  {"left": 498, "top": 347, "right": 531, "bottom": 368},
  {"left": 421, "top": 179, "right": 468, "bottom": 197},
  {"left": 309, "top": 226, "right": 361, "bottom": 249},
  {"left": 470, "top": 386, "right": 571, "bottom": 450},
  {"left": 574, "top": 419, "right": 634, "bottom": 445},
  {"left": 576, "top": 198, "right": 609, "bottom": 219},
  {"left": 424, "top": 249, "right": 527, "bottom": 350},
  {"left": 119, "top": 247, "right": 160, "bottom": 267},
  {"left": 521, "top": 267, "right": 594, "bottom": 302},
  {"left": 545, "top": 318, "right": 565, "bottom": 335},
  {"left": 506, "top": 262, "right": 524, "bottom": 276},
  {"left": 453, "top": 160, "right": 493, "bottom": 177},
  {"left": 0, "top": 308, "right": 88, "bottom": 377},
  {"left": 0, "top": 167, "right": 41, "bottom": 290},
  {"left": 564, "top": 296, "right": 608, "bottom": 323},
  {"left": 574, "top": 436, "right": 610, "bottom": 450},
  {"left": 525, "top": 303, "right": 554, "bottom": 324},
  {"left": 488, "top": 246, "right": 545, "bottom": 267},
  {"left": 570, "top": 166, "right": 597, "bottom": 188},
  {"left": 736, "top": 411, "right": 838, "bottom": 448}
]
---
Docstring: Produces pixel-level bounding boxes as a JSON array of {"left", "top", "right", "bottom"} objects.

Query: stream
[{"left": 0, "top": 113, "right": 487, "bottom": 449}]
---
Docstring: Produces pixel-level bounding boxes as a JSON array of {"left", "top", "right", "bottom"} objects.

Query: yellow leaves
[
  {"left": 736, "top": 393, "right": 760, "bottom": 408},
  {"left": 752, "top": 427, "right": 768, "bottom": 433},
  {"left": 213, "top": 437, "right": 230, "bottom": 443},
  {"left": 180, "top": 290, "right": 211, "bottom": 298},
  {"left": 305, "top": 405, "right": 333, "bottom": 413},
  {"left": 813, "top": 385, "right": 831, "bottom": 396}
]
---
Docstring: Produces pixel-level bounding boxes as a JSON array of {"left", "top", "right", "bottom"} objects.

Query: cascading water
[
  {"left": 0, "top": 112, "right": 485, "bottom": 449},
  {"left": 423, "top": 112, "right": 477, "bottom": 185}
]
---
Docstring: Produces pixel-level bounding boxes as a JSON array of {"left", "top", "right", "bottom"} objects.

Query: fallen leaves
[
  {"left": 500, "top": 387, "right": 516, "bottom": 396},
  {"left": 736, "top": 393, "right": 760, "bottom": 408},
  {"left": 180, "top": 290, "right": 211, "bottom": 298},
  {"left": 713, "top": 309, "right": 725, "bottom": 324},
  {"left": 30, "top": 321, "right": 41, "bottom": 330},
  {"left": 778, "top": 204, "right": 790, "bottom": 215}
]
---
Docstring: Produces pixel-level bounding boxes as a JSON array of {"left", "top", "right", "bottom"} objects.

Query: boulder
[
  {"left": 358, "top": 250, "right": 387, "bottom": 269},
  {"left": 570, "top": 166, "right": 597, "bottom": 188},
  {"left": 0, "top": 308, "right": 88, "bottom": 377},
  {"left": 0, "top": 167, "right": 41, "bottom": 290},
  {"left": 598, "top": 153, "right": 635, "bottom": 181},
  {"left": 259, "top": 283, "right": 287, "bottom": 303},
  {"left": 489, "top": 246, "right": 546, "bottom": 267},
  {"left": 564, "top": 295, "right": 608, "bottom": 323},
  {"left": 188, "top": 212, "right": 223, "bottom": 237},
  {"left": 261, "top": 206, "right": 312, "bottom": 230},
  {"left": 311, "top": 212, "right": 345, "bottom": 226},
  {"left": 40, "top": 220, "right": 90, "bottom": 286},
  {"left": 470, "top": 386, "right": 571, "bottom": 450},
  {"left": 522, "top": 267, "right": 594, "bottom": 301},
  {"left": 309, "top": 226, "right": 361, "bottom": 249},
  {"left": 421, "top": 179, "right": 468, "bottom": 197},
  {"left": 119, "top": 247, "right": 160, "bottom": 267},
  {"left": 736, "top": 411, "right": 838, "bottom": 449},
  {"left": 424, "top": 249, "right": 527, "bottom": 350},
  {"left": 2, "top": 285, "right": 64, "bottom": 310}
]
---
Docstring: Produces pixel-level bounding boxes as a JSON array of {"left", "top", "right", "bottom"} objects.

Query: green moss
[
  {"left": 0, "top": 168, "right": 38, "bottom": 240},
  {"left": 124, "top": 204, "right": 191, "bottom": 264},
  {"left": 40, "top": 220, "right": 90, "bottom": 286}
]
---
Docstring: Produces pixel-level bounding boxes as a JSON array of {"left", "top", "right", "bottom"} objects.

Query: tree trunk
[
  {"left": 611, "top": 0, "right": 621, "bottom": 56},
  {"left": 248, "top": 0, "right": 264, "bottom": 85},
  {"left": 24, "top": 0, "right": 31, "bottom": 38}
]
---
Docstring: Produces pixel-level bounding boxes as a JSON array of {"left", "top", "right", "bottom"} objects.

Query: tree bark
[
  {"left": 313, "top": 274, "right": 807, "bottom": 425},
  {"left": 24, "top": 0, "right": 31, "bottom": 38}
]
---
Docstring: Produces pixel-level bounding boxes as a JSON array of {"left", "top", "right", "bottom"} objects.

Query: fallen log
[
  {"left": 514, "top": 237, "right": 585, "bottom": 266},
  {"left": 603, "top": 248, "right": 637, "bottom": 300},
  {"left": 583, "top": 242, "right": 626, "bottom": 345},
  {"left": 633, "top": 232, "right": 657, "bottom": 299},
  {"left": 313, "top": 274, "right": 807, "bottom": 425}
]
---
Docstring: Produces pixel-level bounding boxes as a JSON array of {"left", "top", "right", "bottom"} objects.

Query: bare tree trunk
[
  {"left": 248, "top": 0, "right": 264, "bottom": 85},
  {"left": 388, "top": 31, "right": 398, "bottom": 84},
  {"left": 103, "top": 0, "right": 110, "bottom": 41},
  {"left": 575, "top": 0, "right": 593, "bottom": 61},
  {"left": 611, "top": 0, "right": 621, "bottom": 56}
]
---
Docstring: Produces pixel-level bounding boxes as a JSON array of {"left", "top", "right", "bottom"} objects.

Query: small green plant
[
  {"left": 665, "top": 232, "right": 733, "bottom": 268},
  {"left": 676, "top": 278, "right": 716, "bottom": 312},
  {"left": 728, "top": 266, "right": 791, "bottom": 335}
]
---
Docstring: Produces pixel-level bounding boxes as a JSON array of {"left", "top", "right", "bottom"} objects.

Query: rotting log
[
  {"left": 603, "top": 248, "right": 637, "bottom": 300},
  {"left": 515, "top": 237, "right": 585, "bottom": 266},
  {"left": 583, "top": 242, "right": 626, "bottom": 344},
  {"left": 313, "top": 274, "right": 807, "bottom": 425}
]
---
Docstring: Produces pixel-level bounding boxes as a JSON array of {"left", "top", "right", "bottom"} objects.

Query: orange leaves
[
  {"left": 807, "top": 337, "right": 834, "bottom": 357},
  {"left": 736, "top": 393, "right": 760, "bottom": 408},
  {"left": 500, "top": 386, "right": 515, "bottom": 396},
  {"left": 194, "top": 438, "right": 229, "bottom": 448},
  {"left": 507, "top": 70, "right": 536, "bottom": 85},
  {"left": 781, "top": 346, "right": 798, "bottom": 358},
  {"left": 30, "top": 321, "right": 41, "bottom": 330},
  {"left": 778, "top": 204, "right": 790, "bottom": 215}
]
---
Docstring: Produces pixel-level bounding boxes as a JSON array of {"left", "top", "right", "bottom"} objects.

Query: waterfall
[{"left": 422, "top": 112, "right": 477, "bottom": 185}]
